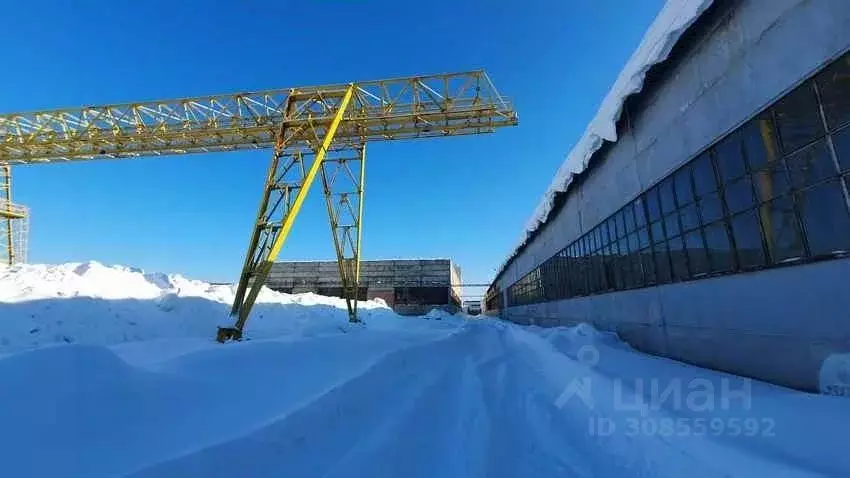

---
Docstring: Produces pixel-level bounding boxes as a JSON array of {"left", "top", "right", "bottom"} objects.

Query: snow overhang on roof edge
[{"left": 493, "top": 0, "right": 715, "bottom": 286}]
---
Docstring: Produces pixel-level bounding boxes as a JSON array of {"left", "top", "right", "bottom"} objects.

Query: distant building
[
  {"left": 267, "top": 259, "right": 462, "bottom": 315},
  {"left": 489, "top": 0, "right": 850, "bottom": 392}
]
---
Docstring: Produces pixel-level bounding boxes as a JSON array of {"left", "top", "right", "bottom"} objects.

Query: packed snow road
[{"left": 1, "top": 263, "right": 849, "bottom": 477}]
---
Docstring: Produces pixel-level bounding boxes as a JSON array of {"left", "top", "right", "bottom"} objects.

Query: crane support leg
[
  {"left": 218, "top": 85, "right": 355, "bottom": 342},
  {"left": 320, "top": 144, "right": 366, "bottom": 323},
  {"left": 1, "top": 165, "right": 16, "bottom": 266}
]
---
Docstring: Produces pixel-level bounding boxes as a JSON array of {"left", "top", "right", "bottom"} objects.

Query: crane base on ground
[{"left": 216, "top": 327, "right": 243, "bottom": 343}]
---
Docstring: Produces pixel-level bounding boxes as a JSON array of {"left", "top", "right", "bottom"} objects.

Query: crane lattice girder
[{"left": 0, "top": 70, "right": 516, "bottom": 164}]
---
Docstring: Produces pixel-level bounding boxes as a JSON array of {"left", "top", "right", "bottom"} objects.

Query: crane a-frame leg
[
  {"left": 1, "top": 165, "right": 17, "bottom": 266},
  {"left": 320, "top": 144, "right": 366, "bottom": 323},
  {"left": 218, "top": 85, "right": 355, "bottom": 342}
]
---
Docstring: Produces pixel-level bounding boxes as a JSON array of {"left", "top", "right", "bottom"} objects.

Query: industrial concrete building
[
  {"left": 268, "top": 259, "right": 462, "bottom": 315},
  {"left": 488, "top": 0, "right": 850, "bottom": 392}
]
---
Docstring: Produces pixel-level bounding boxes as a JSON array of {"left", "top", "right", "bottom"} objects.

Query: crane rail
[{"left": 0, "top": 70, "right": 516, "bottom": 164}]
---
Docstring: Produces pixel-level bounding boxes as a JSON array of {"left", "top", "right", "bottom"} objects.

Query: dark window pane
[
  {"left": 654, "top": 241, "right": 672, "bottom": 284},
  {"left": 634, "top": 198, "right": 648, "bottom": 228},
  {"left": 624, "top": 205, "right": 636, "bottom": 232},
  {"left": 607, "top": 217, "right": 619, "bottom": 242},
  {"left": 698, "top": 192, "right": 724, "bottom": 224},
  {"left": 605, "top": 247, "right": 617, "bottom": 290},
  {"left": 724, "top": 176, "right": 756, "bottom": 214},
  {"left": 599, "top": 221, "right": 610, "bottom": 245},
  {"left": 730, "top": 211, "right": 766, "bottom": 268},
  {"left": 628, "top": 232, "right": 639, "bottom": 252},
  {"left": 587, "top": 256, "right": 600, "bottom": 293},
  {"left": 618, "top": 237, "right": 629, "bottom": 255},
  {"left": 693, "top": 153, "right": 718, "bottom": 196},
  {"left": 664, "top": 213, "right": 681, "bottom": 237},
  {"left": 715, "top": 130, "right": 747, "bottom": 181},
  {"left": 631, "top": 252, "right": 645, "bottom": 288},
  {"left": 752, "top": 160, "right": 792, "bottom": 202},
  {"left": 675, "top": 166, "right": 695, "bottom": 205},
  {"left": 619, "top": 254, "right": 634, "bottom": 289},
  {"left": 640, "top": 248, "right": 656, "bottom": 284},
  {"left": 659, "top": 178, "right": 677, "bottom": 214},
  {"left": 598, "top": 256, "right": 610, "bottom": 291},
  {"left": 760, "top": 195, "right": 805, "bottom": 263},
  {"left": 647, "top": 189, "right": 662, "bottom": 222},
  {"left": 773, "top": 82, "right": 825, "bottom": 153},
  {"left": 742, "top": 116, "right": 779, "bottom": 171},
  {"left": 616, "top": 210, "right": 627, "bottom": 238},
  {"left": 816, "top": 53, "right": 850, "bottom": 130},
  {"left": 651, "top": 220, "right": 666, "bottom": 244},
  {"left": 668, "top": 235, "right": 689, "bottom": 281},
  {"left": 610, "top": 252, "right": 624, "bottom": 290},
  {"left": 680, "top": 203, "right": 700, "bottom": 232},
  {"left": 704, "top": 221, "right": 734, "bottom": 272},
  {"left": 787, "top": 140, "right": 837, "bottom": 188},
  {"left": 685, "top": 230, "right": 710, "bottom": 275},
  {"left": 830, "top": 126, "right": 850, "bottom": 172},
  {"left": 609, "top": 238, "right": 620, "bottom": 255},
  {"left": 638, "top": 227, "right": 650, "bottom": 250},
  {"left": 573, "top": 257, "right": 586, "bottom": 296},
  {"left": 799, "top": 180, "right": 850, "bottom": 255}
]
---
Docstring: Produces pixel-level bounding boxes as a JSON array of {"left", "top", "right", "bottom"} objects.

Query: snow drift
[{"left": 0, "top": 261, "right": 396, "bottom": 353}]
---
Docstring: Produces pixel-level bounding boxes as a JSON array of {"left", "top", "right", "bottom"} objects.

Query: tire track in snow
[
  {"left": 475, "top": 322, "right": 596, "bottom": 478},
  {"left": 127, "top": 325, "right": 477, "bottom": 477}
]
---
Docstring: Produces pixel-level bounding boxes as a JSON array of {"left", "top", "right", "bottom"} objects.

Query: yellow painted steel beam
[
  {"left": 0, "top": 210, "right": 26, "bottom": 219},
  {"left": 0, "top": 71, "right": 516, "bottom": 165}
]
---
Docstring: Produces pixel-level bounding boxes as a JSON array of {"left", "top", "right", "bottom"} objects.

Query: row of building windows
[
  {"left": 485, "top": 286, "right": 503, "bottom": 312},
  {"left": 507, "top": 50, "right": 850, "bottom": 308}
]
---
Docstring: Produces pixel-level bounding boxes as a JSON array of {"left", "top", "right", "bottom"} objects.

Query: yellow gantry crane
[{"left": 0, "top": 71, "right": 517, "bottom": 340}]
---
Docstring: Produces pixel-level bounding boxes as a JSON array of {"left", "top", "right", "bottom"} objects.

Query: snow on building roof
[{"left": 494, "top": 0, "right": 714, "bottom": 285}]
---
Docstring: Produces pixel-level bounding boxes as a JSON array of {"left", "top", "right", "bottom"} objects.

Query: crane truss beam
[{"left": 0, "top": 71, "right": 515, "bottom": 164}]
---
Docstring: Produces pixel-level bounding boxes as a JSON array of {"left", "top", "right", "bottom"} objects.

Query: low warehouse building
[
  {"left": 267, "top": 259, "right": 462, "bottom": 315},
  {"left": 489, "top": 0, "right": 850, "bottom": 392}
]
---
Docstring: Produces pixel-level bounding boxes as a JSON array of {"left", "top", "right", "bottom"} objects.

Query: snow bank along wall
[
  {"left": 490, "top": 0, "right": 850, "bottom": 391},
  {"left": 267, "top": 259, "right": 463, "bottom": 315}
]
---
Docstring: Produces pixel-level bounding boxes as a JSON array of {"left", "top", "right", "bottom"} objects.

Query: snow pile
[
  {"left": 512, "top": 323, "right": 850, "bottom": 477},
  {"left": 0, "top": 261, "right": 395, "bottom": 353},
  {"left": 820, "top": 353, "right": 850, "bottom": 397},
  {"left": 1, "top": 317, "right": 848, "bottom": 476},
  {"left": 1, "top": 268, "right": 849, "bottom": 477},
  {"left": 498, "top": 0, "right": 714, "bottom": 276}
]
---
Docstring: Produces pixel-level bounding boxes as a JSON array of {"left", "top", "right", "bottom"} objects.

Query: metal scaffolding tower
[
  {"left": 0, "top": 165, "right": 28, "bottom": 266},
  {"left": 0, "top": 71, "right": 517, "bottom": 339}
]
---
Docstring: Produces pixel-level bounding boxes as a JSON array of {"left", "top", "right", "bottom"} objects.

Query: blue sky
[{"left": 3, "top": 0, "right": 663, "bottom": 289}]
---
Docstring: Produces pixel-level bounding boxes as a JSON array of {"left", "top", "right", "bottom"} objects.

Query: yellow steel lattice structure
[
  {"left": 0, "top": 71, "right": 515, "bottom": 163},
  {"left": 0, "top": 165, "right": 29, "bottom": 266},
  {"left": 0, "top": 71, "right": 517, "bottom": 339}
]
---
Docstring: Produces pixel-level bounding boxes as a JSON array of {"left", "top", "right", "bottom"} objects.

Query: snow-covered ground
[{"left": 1, "top": 263, "right": 849, "bottom": 477}]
